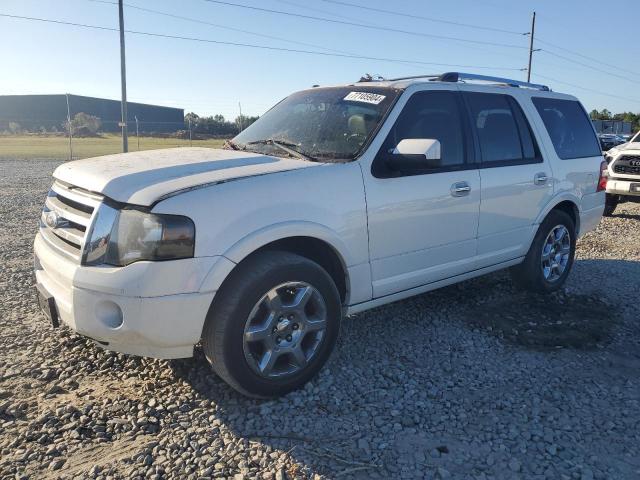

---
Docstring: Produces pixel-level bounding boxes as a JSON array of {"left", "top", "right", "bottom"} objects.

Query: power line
[
  {"left": 0, "top": 13, "right": 524, "bottom": 71},
  {"left": 88, "top": 0, "right": 529, "bottom": 71},
  {"left": 540, "top": 50, "right": 640, "bottom": 86},
  {"left": 108, "top": 1, "right": 431, "bottom": 70},
  {"left": 201, "top": 0, "right": 529, "bottom": 50},
  {"left": 88, "top": 0, "right": 361, "bottom": 57},
  {"left": 93, "top": 0, "right": 640, "bottom": 96},
  {"left": 272, "top": 0, "right": 362, "bottom": 23},
  {"left": 534, "top": 74, "right": 640, "bottom": 105},
  {"left": 127, "top": 2, "right": 350, "bottom": 55},
  {"left": 318, "top": 0, "right": 526, "bottom": 35},
  {"left": 268, "top": 0, "right": 531, "bottom": 67},
  {"left": 83, "top": 0, "right": 531, "bottom": 73},
  {"left": 0, "top": 12, "right": 118, "bottom": 33},
  {"left": 536, "top": 38, "right": 640, "bottom": 78}
]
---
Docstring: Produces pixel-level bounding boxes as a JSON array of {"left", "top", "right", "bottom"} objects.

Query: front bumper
[
  {"left": 606, "top": 178, "right": 640, "bottom": 198},
  {"left": 34, "top": 233, "right": 232, "bottom": 359}
]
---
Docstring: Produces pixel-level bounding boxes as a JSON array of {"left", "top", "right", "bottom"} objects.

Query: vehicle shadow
[
  {"left": 611, "top": 202, "right": 640, "bottom": 220},
  {"left": 613, "top": 211, "right": 640, "bottom": 221},
  {"left": 167, "top": 258, "right": 639, "bottom": 478}
]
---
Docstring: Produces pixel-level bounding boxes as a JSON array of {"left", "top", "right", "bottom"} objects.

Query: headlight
[{"left": 83, "top": 206, "right": 195, "bottom": 266}]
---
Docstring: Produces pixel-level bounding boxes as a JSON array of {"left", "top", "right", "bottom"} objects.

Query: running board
[{"left": 346, "top": 257, "right": 523, "bottom": 316}]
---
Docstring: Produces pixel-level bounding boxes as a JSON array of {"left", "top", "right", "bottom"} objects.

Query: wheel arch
[
  {"left": 535, "top": 194, "right": 581, "bottom": 233},
  {"left": 551, "top": 200, "right": 580, "bottom": 233},
  {"left": 522, "top": 195, "right": 581, "bottom": 254},
  {"left": 244, "top": 236, "right": 349, "bottom": 304},
  {"left": 200, "top": 222, "right": 353, "bottom": 306}
]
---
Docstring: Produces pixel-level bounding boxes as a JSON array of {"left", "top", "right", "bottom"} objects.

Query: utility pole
[
  {"left": 188, "top": 117, "right": 193, "bottom": 147},
  {"left": 238, "top": 102, "right": 244, "bottom": 132},
  {"left": 65, "top": 93, "right": 73, "bottom": 161},
  {"left": 118, "top": 0, "right": 129, "bottom": 152},
  {"left": 527, "top": 11, "right": 536, "bottom": 83},
  {"left": 135, "top": 116, "right": 140, "bottom": 150}
]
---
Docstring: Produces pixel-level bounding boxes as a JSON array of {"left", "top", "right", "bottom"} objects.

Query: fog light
[{"left": 95, "top": 300, "right": 123, "bottom": 329}]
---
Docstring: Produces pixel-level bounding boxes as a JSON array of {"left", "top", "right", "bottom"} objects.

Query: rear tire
[
  {"left": 202, "top": 250, "right": 341, "bottom": 398},
  {"left": 603, "top": 194, "right": 618, "bottom": 217},
  {"left": 510, "top": 209, "right": 576, "bottom": 293}
]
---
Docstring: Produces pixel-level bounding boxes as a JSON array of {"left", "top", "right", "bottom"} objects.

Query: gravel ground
[{"left": 1, "top": 158, "right": 639, "bottom": 480}]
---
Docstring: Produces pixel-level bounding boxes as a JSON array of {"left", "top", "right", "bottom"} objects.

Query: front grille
[
  {"left": 613, "top": 155, "right": 640, "bottom": 176},
  {"left": 614, "top": 164, "right": 640, "bottom": 175},
  {"left": 39, "top": 181, "right": 102, "bottom": 262}
]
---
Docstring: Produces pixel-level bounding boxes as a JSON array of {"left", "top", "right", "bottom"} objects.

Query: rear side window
[
  {"left": 464, "top": 92, "right": 539, "bottom": 166},
  {"left": 532, "top": 97, "right": 601, "bottom": 159}
]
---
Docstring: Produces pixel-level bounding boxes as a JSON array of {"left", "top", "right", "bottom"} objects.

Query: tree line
[
  {"left": 183, "top": 112, "right": 259, "bottom": 136},
  {"left": 589, "top": 109, "right": 640, "bottom": 132}
]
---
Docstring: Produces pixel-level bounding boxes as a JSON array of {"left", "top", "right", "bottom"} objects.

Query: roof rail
[
  {"left": 436, "top": 72, "right": 550, "bottom": 91},
  {"left": 387, "top": 74, "right": 440, "bottom": 82}
]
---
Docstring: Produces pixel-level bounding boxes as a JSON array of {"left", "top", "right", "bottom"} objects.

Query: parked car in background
[
  {"left": 598, "top": 133, "right": 626, "bottom": 152},
  {"left": 603, "top": 130, "right": 640, "bottom": 215},
  {"left": 34, "top": 72, "right": 605, "bottom": 397}
]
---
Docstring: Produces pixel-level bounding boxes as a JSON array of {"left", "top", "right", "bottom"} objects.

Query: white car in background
[
  {"left": 34, "top": 72, "right": 605, "bottom": 397},
  {"left": 603, "top": 130, "right": 640, "bottom": 215}
]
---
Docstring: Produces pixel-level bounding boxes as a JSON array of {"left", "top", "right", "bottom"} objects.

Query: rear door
[
  {"left": 529, "top": 96, "right": 604, "bottom": 219},
  {"left": 462, "top": 90, "right": 555, "bottom": 266},
  {"left": 362, "top": 87, "right": 481, "bottom": 298}
]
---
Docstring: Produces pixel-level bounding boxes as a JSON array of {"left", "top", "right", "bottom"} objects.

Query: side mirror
[
  {"left": 393, "top": 138, "right": 441, "bottom": 159},
  {"left": 385, "top": 138, "right": 442, "bottom": 172}
]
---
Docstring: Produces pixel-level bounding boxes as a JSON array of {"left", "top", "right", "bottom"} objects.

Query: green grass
[{"left": 0, "top": 134, "right": 226, "bottom": 160}]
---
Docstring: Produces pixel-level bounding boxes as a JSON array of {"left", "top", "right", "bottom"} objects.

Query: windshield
[{"left": 232, "top": 86, "right": 401, "bottom": 161}]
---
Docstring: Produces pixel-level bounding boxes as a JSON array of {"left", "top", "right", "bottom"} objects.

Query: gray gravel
[{"left": 1, "top": 157, "right": 639, "bottom": 479}]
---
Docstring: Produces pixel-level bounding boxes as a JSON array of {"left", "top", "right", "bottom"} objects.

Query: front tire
[
  {"left": 510, "top": 209, "right": 576, "bottom": 293},
  {"left": 202, "top": 251, "right": 341, "bottom": 398}
]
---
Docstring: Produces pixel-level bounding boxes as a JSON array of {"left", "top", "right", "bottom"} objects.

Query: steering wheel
[{"left": 345, "top": 132, "right": 366, "bottom": 148}]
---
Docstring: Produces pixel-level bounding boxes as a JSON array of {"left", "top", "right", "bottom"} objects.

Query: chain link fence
[{"left": 0, "top": 95, "right": 239, "bottom": 160}]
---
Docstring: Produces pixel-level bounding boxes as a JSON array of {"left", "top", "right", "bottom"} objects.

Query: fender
[
  {"left": 521, "top": 192, "right": 581, "bottom": 251},
  {"left": 222, "top": 220, "right": 355, "bottom": 266},
  {"left": 198, "top": 221, "right": 356, "bottom": 294},
  {"left": 533, "top": 192, "right": 581, "bottom": 226}
]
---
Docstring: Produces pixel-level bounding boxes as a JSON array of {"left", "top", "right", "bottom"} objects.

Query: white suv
[
  {"left": 603, "top": 130, "right": 640, "bottom": 215},
  {"left": 34, "top": 73, "right": 605, "bottom": 397}
]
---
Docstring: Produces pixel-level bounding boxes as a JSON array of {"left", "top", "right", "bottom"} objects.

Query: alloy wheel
[
  {"left": 541, "top": 224, "right": 571, "bottom": 282},
  {"left": 242, "top": 281, "right": 327, "bottom": 378}
]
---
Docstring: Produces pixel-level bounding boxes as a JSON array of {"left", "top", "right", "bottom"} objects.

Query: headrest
[{"left": 348, "top": 114, "right": 366, "bottom": 135}]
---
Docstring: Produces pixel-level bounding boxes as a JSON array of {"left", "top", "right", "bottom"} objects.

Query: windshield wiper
[{"left": 246, "top": 138, "right": 317, "bottom": 162}]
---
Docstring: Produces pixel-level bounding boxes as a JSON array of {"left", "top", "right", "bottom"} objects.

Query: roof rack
[
  {"left": 386, "top": 74, "right": 440, "bottom": 82},
  {"left": 436, "top": 72, "right": 550, "bottom": 91}
]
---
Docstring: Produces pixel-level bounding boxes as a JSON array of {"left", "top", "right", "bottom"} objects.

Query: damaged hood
[{"left": 53, "top": 147, "right": 319, "bottom": 206}]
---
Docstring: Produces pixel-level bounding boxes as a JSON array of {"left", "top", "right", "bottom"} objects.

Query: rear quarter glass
[{"left": 531, "top": 97, "right": 601, "bottom": 160}]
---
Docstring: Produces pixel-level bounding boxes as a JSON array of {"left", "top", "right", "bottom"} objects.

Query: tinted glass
[
  {"left": 508, "top": 97, "right": 537, "bottom": 159},
  {"left": 380, "top": 90, "right": 465, "bottom": 169},
  {"left": 466, "top": 93, "right": 523, "bottom": 163},
  {"left": 233, "top": 87, "right": 400, "bottom": 161},
  {"left": 532, "top": 97, "right": 601, "bottom": 159}
]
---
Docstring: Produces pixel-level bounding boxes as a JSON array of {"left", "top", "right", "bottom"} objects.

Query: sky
[{"left": 1, "top": 0, "right": 638, "bottom": 121}]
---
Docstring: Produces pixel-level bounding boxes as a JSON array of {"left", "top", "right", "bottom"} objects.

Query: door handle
[
  {"left": 451, "top": 181, "right": 471, "bottom": 197},
  {"left": 534, "top": 172, "right": 549, "bottom": 185}
]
